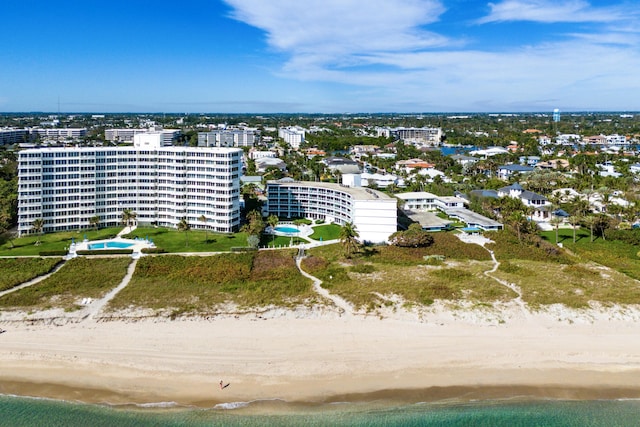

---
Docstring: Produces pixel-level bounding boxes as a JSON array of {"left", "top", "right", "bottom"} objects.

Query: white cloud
[
  {"left": 223, "top": 0, "right": 640, "bottom": 111},
  {"left": 478, "top": 0, "right": 626, "bottom": 24},
  {"left": 225, "top": 0, "right": 449, "bottom": 55}
]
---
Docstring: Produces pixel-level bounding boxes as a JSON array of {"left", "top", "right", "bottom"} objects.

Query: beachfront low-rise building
[
  {"left": 17, "top": 134, "right": 242, "bottom": 236},
  {"left": 265, "top": 178, "right": 397, "bottom": 243}
]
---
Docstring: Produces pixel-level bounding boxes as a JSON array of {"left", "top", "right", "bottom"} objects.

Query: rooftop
[{"left": 267, "top": 179, "right": 394, "bottom": 201}]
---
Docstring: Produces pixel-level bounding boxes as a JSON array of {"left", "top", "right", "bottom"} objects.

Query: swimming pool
[
  {"left": 88, "top": 241, "right": 134, "bottom": 250},
  {"left": 274, "top": 226, "right": 299, "bottom": 233}
]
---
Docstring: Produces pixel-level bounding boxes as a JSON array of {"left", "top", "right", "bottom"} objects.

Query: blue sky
[{"left": 1, "top": 0, "right": 638, "bottom": 113}]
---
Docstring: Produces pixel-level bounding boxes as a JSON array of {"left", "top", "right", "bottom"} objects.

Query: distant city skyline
[{"left": 1, "top": 0, "right": 639, "bottom": 113}]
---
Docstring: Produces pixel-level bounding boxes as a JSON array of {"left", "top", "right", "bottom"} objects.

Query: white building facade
[
  {"left": 278, "top": 126, "right": 306, "bottom": 149},
  {"left": 198, "top": 128, "right": 259, "bottom": 148},
  {"left": 17, "top": 141, "right": 242, "bottom": 236},
  {"left": 105, "top": 128, "right": 180, "bottom": 145},
  {"left": 265, "top": 180, "right": 397, "bottom": 243}
]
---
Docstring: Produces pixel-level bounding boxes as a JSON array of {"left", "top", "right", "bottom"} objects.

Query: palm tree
[
  {"left": 507, "top": 211, "right": 528, "bottom": 242},
  {"left": 199, "top": 214, "right": 208, "bottom": 242},
  {"left": 339, "top": 222, "right": 360, "bottom": 259},
  {"left": 549, "top": 216, "right": 563, "bottom": 245},
  {"left": 177, "top": 217, "right": 190, "bottom": 247},
  {"left": 568, "top": 215, "right": 580, "bottom": 243},
  {"left": 267, "top": 214, "right": 279, "bottom": 244},
  {"left": 583, "top": 215, "right": 596, "bottom": 243},
  {"left": 31, "top": 218, "right": 44, "bottom": 245},
  {"left": 121, "top": 208, "right": 136, "bottom": 228},
  {"left": 89, "top": 215, "right": 100, "bottom": 231}
]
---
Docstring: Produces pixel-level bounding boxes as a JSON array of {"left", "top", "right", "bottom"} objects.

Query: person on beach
[{"left": 220, "top": 380, "right": 224, "bottom": 390}]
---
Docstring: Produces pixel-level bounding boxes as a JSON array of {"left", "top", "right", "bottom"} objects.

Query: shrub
[
  {"left": 350, "top": 264, "right": 376, "bottom": 274},
  {"left": 76, "top": 249, "right": 133, "bottom": 255},
  {"left": 39, "top": 250, "right": 68, "bottom": 257},
  {"left": 141, "top": 247, "right": 166, "bottom": 254},
  {"left": 389, "top": 224, "right": 435, "bottom": 248}
]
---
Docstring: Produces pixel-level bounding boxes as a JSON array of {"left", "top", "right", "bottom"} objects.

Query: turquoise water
[
  {"left": 274, "top": 226, "right": 299, "bottom": 234},
  {"left": 88, "top": 241, "right": 134, "bottom": 250},
  {"left": 2, "top": 395, "right": 640, "bottom": 426}
]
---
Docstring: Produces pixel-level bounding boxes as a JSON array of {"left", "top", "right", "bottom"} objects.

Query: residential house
[{"left": 497, "top": 164, "right": 535, "bottom": 180}]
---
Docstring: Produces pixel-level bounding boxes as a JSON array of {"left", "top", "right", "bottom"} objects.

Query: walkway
[
  {"left": 116, "top": 225, "right": 137, "bottom": 238},
  {"left": 0, "top": 260, "right": 67, "bottom": 299},
  {"left": 455, "top": 231, "right": 530, "bottom": 317},
  {"left": 295, "top": 256, "right": 354, "bottom": 316},
  {"left": 85, "top": 258, "right": 138, "bottom": 320}
]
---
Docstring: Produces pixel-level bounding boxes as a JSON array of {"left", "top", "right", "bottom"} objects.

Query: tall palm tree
[
  {"left": 583, "top": 215, "right": 596, "bottom": 243},
  {"left": 177, "top": 217, "right": 190, "bottom": 247},
  {"left": 549, "top": 216, "right": 563, "bottom": 245},
  {"left": 339, "top": 222, "right": 360, "bottom": 259},
  {"left": 199, "top": 214, "right": 208, "bottom": 242},
  {"left": 568, "top": 215, "right": 580, "bottom": 243},
  {"left": 89, "top": 215, "right": 100, "bottom": 231},
  {"left": 267, "top": 214, "right": 279, "bottom": 244},
  {"left": 507, "top": 211, "right": 528, "bottom": 242},
  {"left": 31, "top": 218, "right": 44, "bottom": 245}
]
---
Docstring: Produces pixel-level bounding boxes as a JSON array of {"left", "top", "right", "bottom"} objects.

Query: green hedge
[
  {"left": 76, "top": 249, "right": 134, "bottom": 255},
  {"left": 39, "top": 250, "right": 69, "bottom": 257},
  {"left": 141, "top": 247, "right": 167, "bottom": 254}
]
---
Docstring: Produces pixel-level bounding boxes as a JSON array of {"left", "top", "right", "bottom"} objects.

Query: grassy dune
[
  {"left": 107, "top": 251, "right": 316, "bottom": 315},
  {"left": 0, "top": 258, "right": 63, "bottom": 292},
  {"left": 0, "top": 257, "right": 131, "bottom": 311}
]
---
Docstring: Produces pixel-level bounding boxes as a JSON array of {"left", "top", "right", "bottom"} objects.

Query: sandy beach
[{"left": 2, "top": 304, "right": 640, "bottom": 407}]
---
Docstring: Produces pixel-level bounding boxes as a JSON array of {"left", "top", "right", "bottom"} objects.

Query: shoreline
[{"left": 2, "top": 307, "right": 640, "bottom": 408}]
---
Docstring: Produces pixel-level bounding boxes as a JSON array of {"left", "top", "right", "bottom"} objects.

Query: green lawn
[
  {"left": 540, "top": 228, "right": 640, "bottom": 281},
  {"left": 121, "top": 227, "right": 249, "bottom": 252},
  {"left": 0, "top": 228, "right": 121, "bottom": 256},
  {"left": 0, "top": 257, "right": 131, "bottom": 311},
  {"left": 0, "top": 258, "right": 64, "bottom": 292},
  {"left": 309, "top": 224, "right": 342, "bottom": 241}
]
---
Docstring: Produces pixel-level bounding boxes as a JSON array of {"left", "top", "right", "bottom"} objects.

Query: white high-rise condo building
[{"left": 17, "top": 135, "right": 242, "bottom": 236}]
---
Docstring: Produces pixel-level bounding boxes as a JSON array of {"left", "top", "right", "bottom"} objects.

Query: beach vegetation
[
  {"left": 389, "top": 223, "right": 435, "bottom": 247},
  {"left": 491, "top": 259, "right": 640, "bottom": 308},
  {"left": 107, "top": 251, "right": 315, "bottom": 314},
  {"left": 0, "top": 257, "right": 131, "bottom": 310},
  {"left": 304, "top": 243, "right": 512, "bottom": 309},
  {"left": 0, "top": 257, "right": 63, "bottom": 292}
]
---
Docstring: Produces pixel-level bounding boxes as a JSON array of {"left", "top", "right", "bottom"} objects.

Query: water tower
[{"left": 553, "top": 108, "right": 560, "bottom": 122}]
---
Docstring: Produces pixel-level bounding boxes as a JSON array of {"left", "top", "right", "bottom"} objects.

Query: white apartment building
[
  {"left": 33, "top": 128, "right": 87, "bottom": 140},
  {"left": 198, "top": 128, "right": 260, "bottom": 148},
  {"left": 265, "top": 179, "right": 397, "bottom": 243},
  {"left": 375, "top": 127, "right": 442, "bottom": 145},
  {"left": 17, "top": 136, "right": 242, "bottom": 236},
  {"left": 105, "top": 128, "right": 180, "bottom": 145},
  {"left": 278, "top": 126, "right": 306, "bottom": 149}
]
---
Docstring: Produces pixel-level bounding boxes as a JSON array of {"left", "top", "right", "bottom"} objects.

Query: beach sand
[{"left": 2, "top": 305, "right": 640, "bottom": 406}]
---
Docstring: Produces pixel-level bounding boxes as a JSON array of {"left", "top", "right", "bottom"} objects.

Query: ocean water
[{"left": 2, "top": 395, "right": 640, "bottom": 427}]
